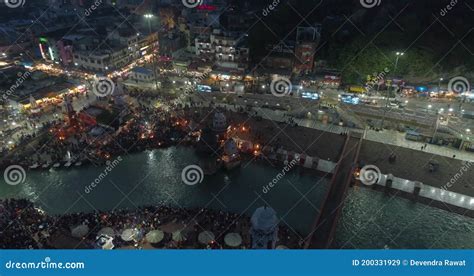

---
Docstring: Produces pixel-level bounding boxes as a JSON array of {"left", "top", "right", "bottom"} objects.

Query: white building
[
  {"left": 195, "top": 29, "right": 249, "bottom": 71},
  {"left": 73, "top": 30, "right": 158, "bottom": 73}
]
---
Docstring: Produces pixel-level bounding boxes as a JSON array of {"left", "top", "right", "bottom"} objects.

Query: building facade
[{"left": 194, "top": 29, "right": 249, "bottom": 72}]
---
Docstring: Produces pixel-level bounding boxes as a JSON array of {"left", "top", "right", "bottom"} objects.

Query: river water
[{"left": 1, "top": 147, "right": 473, "bottom": 248}]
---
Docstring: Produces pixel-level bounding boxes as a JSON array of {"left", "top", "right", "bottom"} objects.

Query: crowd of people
[
  {"left": 0, "top": 91, "right": 199, "bottom": 170},
  {"left": 0, "top": 199, "right": 302, "bottom": 249},
  {"left": 0, "top": 88, "right": 309, "bottom": 250}
]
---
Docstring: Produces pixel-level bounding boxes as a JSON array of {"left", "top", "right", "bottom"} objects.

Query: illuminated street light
[
  {"left": 394, "top": 51, "right": 405, "bottom": 73},
  {"left": 467, "top": 129, "right": 471, "bottom": 133},
  {"left": 144, "top": 13, "right": 159, "bottom": 90},
  {"left": 428, "top": 105, "right": 432, "bottom": 109}
]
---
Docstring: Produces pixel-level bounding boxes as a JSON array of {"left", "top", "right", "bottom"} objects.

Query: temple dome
[{"left": 251, "top": 206, "right": 278, "bottom": 233}]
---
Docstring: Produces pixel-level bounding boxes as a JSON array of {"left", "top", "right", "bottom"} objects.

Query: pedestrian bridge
[{"left": 304, "top": 133, "right": 363, "bottom": 248}]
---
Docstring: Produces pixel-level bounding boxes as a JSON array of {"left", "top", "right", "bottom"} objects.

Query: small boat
[
  {"left": 64, "top": 162, "right": 72, "bottom": 168},
  {"left": 75, "top": 161, "right": 82, "bottom": 167},
  {"left": 42, "top": 163, "right": 51, "bottom": 169},
  {"left": 29, "top": 163, "right": 39, "bottom": 169},
  {"left": 53, "top": 163, "right": 61, "bottom": 168}
]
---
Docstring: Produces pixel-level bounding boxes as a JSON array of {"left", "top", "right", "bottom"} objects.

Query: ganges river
[{"left": 1, "top": 147, "right": 473, "bottom": 248}]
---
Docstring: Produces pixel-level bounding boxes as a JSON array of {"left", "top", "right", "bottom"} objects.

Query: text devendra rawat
[{"left": 409, "top": 260, "right": 466, "bottom": 266}]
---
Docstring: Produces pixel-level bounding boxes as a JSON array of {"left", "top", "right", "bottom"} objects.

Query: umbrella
[
  {"left": 98, "top": 227, "right": 115, "bottom": 237},
  {"left": 224, "top": 233, "right": 242, "bottom": 247},
  {"left": 146, "top": 230, "right": 164, "bottom": 244},
  {"left": 198, "top": 231, "right": 215, "bottom": 244},
  {"left": 172, "top": 231, "right": 186, "bottom": 242},
  {"left": 121, "top": 228, "right": 139, "bottom": 242},
  {"left": 71, "top": 225, "right": 89, "bottom": 238}
]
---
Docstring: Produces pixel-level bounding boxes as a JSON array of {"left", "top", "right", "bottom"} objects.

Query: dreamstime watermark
[
  {"left": 440, "top": 0, "right": 458, "bottom": 16},
  {"left": 84, "top": 0, "right": 103, "bottom": 17},
  {"left": 365, "top": 67, "right": 390, "bottom": 92},
  {"left": 359, "top": 165, "right": 381, "bottom": 186},
  {"left": 441, "top": 161, "right": 473, "bottom": 191},
  {"left": 182, "top": 0, "right": 202, "bottom": 8},
  {"left": 4, "top": 0, "right": 25, "bottom": 8},
  {"left": 3, "top": 165, "right": 26, "bottom": 186},
  {"left": 262, "top": 159, "right": 298, "bottom": 193},
  {"left": 262, "top": 0, "right": 281, "bottom": 16},
  {"left": 448, "top": 76, "right": 470, "bottom": 94},
  {"left": 1, "top": 71, "right": 31, "bottom": 101},
  {"left": 5, "top": 257, "right": 85, "bottom": 270},
  {"left": 270, "top": 77, "right": 292, "bottom": 97},
  {"left": 92, "top": 77, "right": 115, "bottom": 97},
  {"left": 360, "top": 0, "right": 381, "bottom": 8},
  {"left": 181, "top": 165, "right": 204, "bottom": 186},
  {"left": 84, "top": 156, "right": 123, "bottom": 194}
]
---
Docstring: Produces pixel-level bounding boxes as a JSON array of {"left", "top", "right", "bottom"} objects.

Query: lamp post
[
  {"left": 144, "top": 14, "right": 159, "bottom": 90},
  {"left": 381, "top": 51, "right": 405, "bottom": 129},
  {"left": 438, "top": 77, "right": 443, "bottom": 94},
  {"left": 394, "top": 52, "right": 404, "bottom": 74}
]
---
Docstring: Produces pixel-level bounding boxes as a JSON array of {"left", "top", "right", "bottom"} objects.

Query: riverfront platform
[
  {"left": 359, "top": 140, "right": 474, "bottom": 197},
  {"left": 193, "top": 108, "right": 474, "bottom": 200},
  {"left": 200, "top": 108, "right": 474, "bottom": 247},
  {"left": 192, "top": 109, "right": 347, "bottom": 162}
]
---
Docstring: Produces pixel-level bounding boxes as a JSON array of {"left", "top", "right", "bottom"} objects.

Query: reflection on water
[
  {"left": 0, "top": 147, "right": 328, "bottom": 236},
  {"left": 1, "top": 147, "right": 473, "bottom": 248},
  {"left": 333, "top": 188, "right": 474, "bottom": 249}
]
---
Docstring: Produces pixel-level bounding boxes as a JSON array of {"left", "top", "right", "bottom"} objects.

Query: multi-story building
[
  {"left": 111, "top": 28, "right": 159, "bottom": 60},
  {"left": 37, "top": 28, "right": 75, "bottom": 65},
  {"left": 194, "top": 29, "right": 249, "bottom": 72},
  {"left": 73, "top": 48, "right": 128, "bottom": 72},
  {"left": 72, "top": 27, "right": 158, "bottom": 73},
  {"left": 263, "top": 24, "right": 322, "bottom": 75},
  {"left": 294, "top": 26, "right": 321, "bottom": 75}
]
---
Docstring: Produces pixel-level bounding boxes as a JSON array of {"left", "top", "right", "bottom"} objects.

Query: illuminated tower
[{"left": 212, "top": 111, "right": 227, "bottom": 133}]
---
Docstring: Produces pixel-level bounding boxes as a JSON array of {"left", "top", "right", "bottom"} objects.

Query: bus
[
  {"left": 338, "top": 93, "right": 360, "bottom": 105},
  {"left": 348, "top": 85, "right": 367, "bottom": 94}
]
